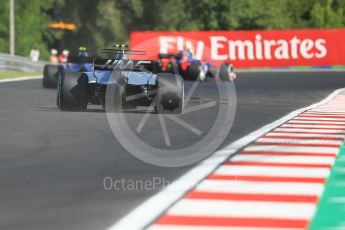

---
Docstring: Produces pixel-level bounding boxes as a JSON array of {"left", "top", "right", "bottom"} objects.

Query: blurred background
[{"left": 1, "top": 0, "right": 345, "bottom": 60}]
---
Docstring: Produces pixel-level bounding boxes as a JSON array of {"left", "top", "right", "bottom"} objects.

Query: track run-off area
[
  {"left": 121, "top": 89, "right": 345, "bottom": 230},
  {"left": 1, "top": 70, "right": 345, "bottom": 230}
]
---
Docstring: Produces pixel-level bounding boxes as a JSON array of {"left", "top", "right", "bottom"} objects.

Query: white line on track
[
  {"left": 147, "top": 226, "right": 305, "bottom": 230},
  {"left": 303, "top": 109, "right": 344, "bottom": 112},
  {"left": 317, "top": 106, "right": 345, "bottom": 109},
  {"left": 293, "top": 117, "right": 345, "bottom": 121},
  {"left": 214, "top": 165, "right": 330, "bottom": 178},
  {"left": 274, "top": 128, "right": 345, "bottom": 133},
  {"left": 195, "top": 180, "right": 325, "bottom": 196},
  {"left": 0, "top": 76, "right": 42, "bottom": 83},
  {"left": 309, "top": 110, "right": 345, "bottom": 113},
  {"left": 265, "top": 132, "right": 345, "bottom": 139},
  {"left": 255, "top": 138, "right": 342, "bottom": 145},
  {"left": 231, "top": 154, "right": 336, "bottom": 165},
  {"left": 304, "top": 114, "right": 345, "bottom": 117},
  {"left": 288, "top": 120, "right": 345, "bottom": 124},
  {"left": 107, "top": 88, "right": 345, "bottom": 230},
  {"left": 167, "top": 199, "right": 315, "bottom": 219},
  {"left": 303, "top": 112, "right": 345, "bottom": 116},
  {"left": 321, "top": 110, "right": 345, "bottom": 111},
  {"left": 243, "top": 145, "right": 339, "bottom": 154},
  {"left": 281, "top": 124, "right": 345, "bottom": 129}
]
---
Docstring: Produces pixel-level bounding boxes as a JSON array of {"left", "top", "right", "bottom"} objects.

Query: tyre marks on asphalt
[{"left": 146, "top": 94, "right": 345, "bottom": 230}]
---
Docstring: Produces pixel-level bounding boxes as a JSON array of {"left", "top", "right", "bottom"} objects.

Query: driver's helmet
[
  {"left": 115, "top": 52, "right": 128, "bottom": 60},
  {"left": 114, "top": 44, "right": 128, "bottom": 60},
  {"left": 186, "top": 49, "right": 193, "bottom": 59},
  {"left": 178, "top": 50, "right": 193, "bottom": 61},
  {"left": 78, "top": 46, "right": 88, "bottom": 57}
]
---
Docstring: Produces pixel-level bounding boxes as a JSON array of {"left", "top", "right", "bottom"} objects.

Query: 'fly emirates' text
[{"left": 159, "top": 35, "right": 327, "bottom": 61}]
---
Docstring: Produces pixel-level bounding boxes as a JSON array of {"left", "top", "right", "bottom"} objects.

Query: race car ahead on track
[
  {"left": 57, "top": 45, "right": 184, "bottom": 114},
  {"left": 42, "top": 47, "right": 92, "bottom": 88},
  {"left": 153, "top": 50, "right": 236, "bottom": 82}
]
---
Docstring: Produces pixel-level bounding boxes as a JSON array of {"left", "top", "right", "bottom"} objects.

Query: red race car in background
[{"left": 153, "top": 50, "right": 236, "bottom": 82}]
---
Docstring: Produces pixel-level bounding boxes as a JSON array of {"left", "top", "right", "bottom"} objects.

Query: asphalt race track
[{"left": 1, "top": 70, "right": 345, "bottom": 230}]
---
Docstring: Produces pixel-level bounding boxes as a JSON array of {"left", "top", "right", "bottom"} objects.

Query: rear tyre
[
  {"left": 151, "top": 61, "right": 161, "bottom": 74},
  {"left": 219, "top": 63, "right": 235, "bottom": 81},
  {"left": 198, "top": 64, "right": 207, "bottom": 82},
  {"left": 155, "top": 73, "right": 184, "bottom": 114},
  {"left": 183, "top": 62, "right": 206, "bottom": 82},
  {"left": 57, "top": 71, "right": 88, "bottom": 111},
  {"left": 207, "top": 66, "right": 218, "bottom": 79},
  {"left": 42, "top": 64, "right": 60, "bottom": 88}
]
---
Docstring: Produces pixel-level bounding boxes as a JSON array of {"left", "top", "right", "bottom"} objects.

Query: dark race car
[
  {"left": 42, "top": 48, "right": 92, "bottom": 88},
  {"left": 57, "top": 46, "right": 184, "bottom": 114},
  {"left": 153, "top": 50, "right": 236, "bottom": 82}
]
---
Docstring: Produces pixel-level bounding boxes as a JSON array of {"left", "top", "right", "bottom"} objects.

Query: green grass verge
[
  {"left": 309, "top": 143, "right": 345, "bottom": 229},
  {"left": 0, "top": 71, "right": 41, "bottom": 80}
]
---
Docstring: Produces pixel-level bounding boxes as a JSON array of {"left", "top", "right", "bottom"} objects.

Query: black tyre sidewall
[
  {"left": 43, "top": 64, "right": 60, "bottom": 88},
  {"left": 155, "top": 73, "right": 184, "bottom": 114},
  {"left": 181, "top": 61, "right": 202, "bottom": 81},
  {"left": 57, "top": 71, "right": 88, "bottom": 111},
  {"left": 219, "top": 63, "right": 233, "bottom": 81}
]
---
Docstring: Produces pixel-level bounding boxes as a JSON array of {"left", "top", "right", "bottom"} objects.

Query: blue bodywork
[
  {"left": 58, "top": 51, "right": 93, "bottom": 76},
  {"left": 80, "top": 53, "right": 157, "bottom": 86},
  {"left": 57, "top": 50, "right": 184, "bottom": 111},
  {"left": 73, "top": 53, "right": 158, "bottom": 107},
  {"left": 82, "top": 70, "right": 156, "bottom": 85},
  {"left": 59, "top": 62, "right": 93, "bottom": 72}
]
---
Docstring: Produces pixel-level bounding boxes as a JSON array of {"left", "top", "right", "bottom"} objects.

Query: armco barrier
[
  {"left": 130, "top": 29, "right": 345, "bottom": 68},
  {"left": 0, "top": 53, "right": 47, "bottom": 71}
]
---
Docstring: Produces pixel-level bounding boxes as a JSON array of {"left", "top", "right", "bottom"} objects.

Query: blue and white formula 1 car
[
  {"left": 56, "top": 47, "right": 184, "bottom": 114},
  {"left": 42, "top": 48, "right": 92, "bottom": 88}
]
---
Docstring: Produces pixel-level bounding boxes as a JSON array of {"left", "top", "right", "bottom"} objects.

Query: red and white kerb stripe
[{"left": 147, "top": 94, "right": 345, "bottom": 230}]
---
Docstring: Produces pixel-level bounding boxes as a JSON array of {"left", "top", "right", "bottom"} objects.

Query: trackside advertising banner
[{"left": 130, "top": 29, "right": 345, "bottom": 68}]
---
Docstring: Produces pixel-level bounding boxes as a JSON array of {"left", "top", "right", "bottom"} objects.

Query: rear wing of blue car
[
  {"left": 67, "top": 56, "right": 94, "bottom": 64},
  {"left": 67, "top": 47, "right": 153, "bottom": 72},
  {"left": 158, "top": 53, "right": 176, "bottom": 59},
  {"left": 66, "top": 57, "right": 153, "bottom": 72},
  {"left": 93, "top": 59, "right": 153, "bottom": 72}
]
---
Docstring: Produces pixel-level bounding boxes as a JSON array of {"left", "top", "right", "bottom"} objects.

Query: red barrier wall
[{"left": 130, "top": 29, "right": 345, "bottom": 68}]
